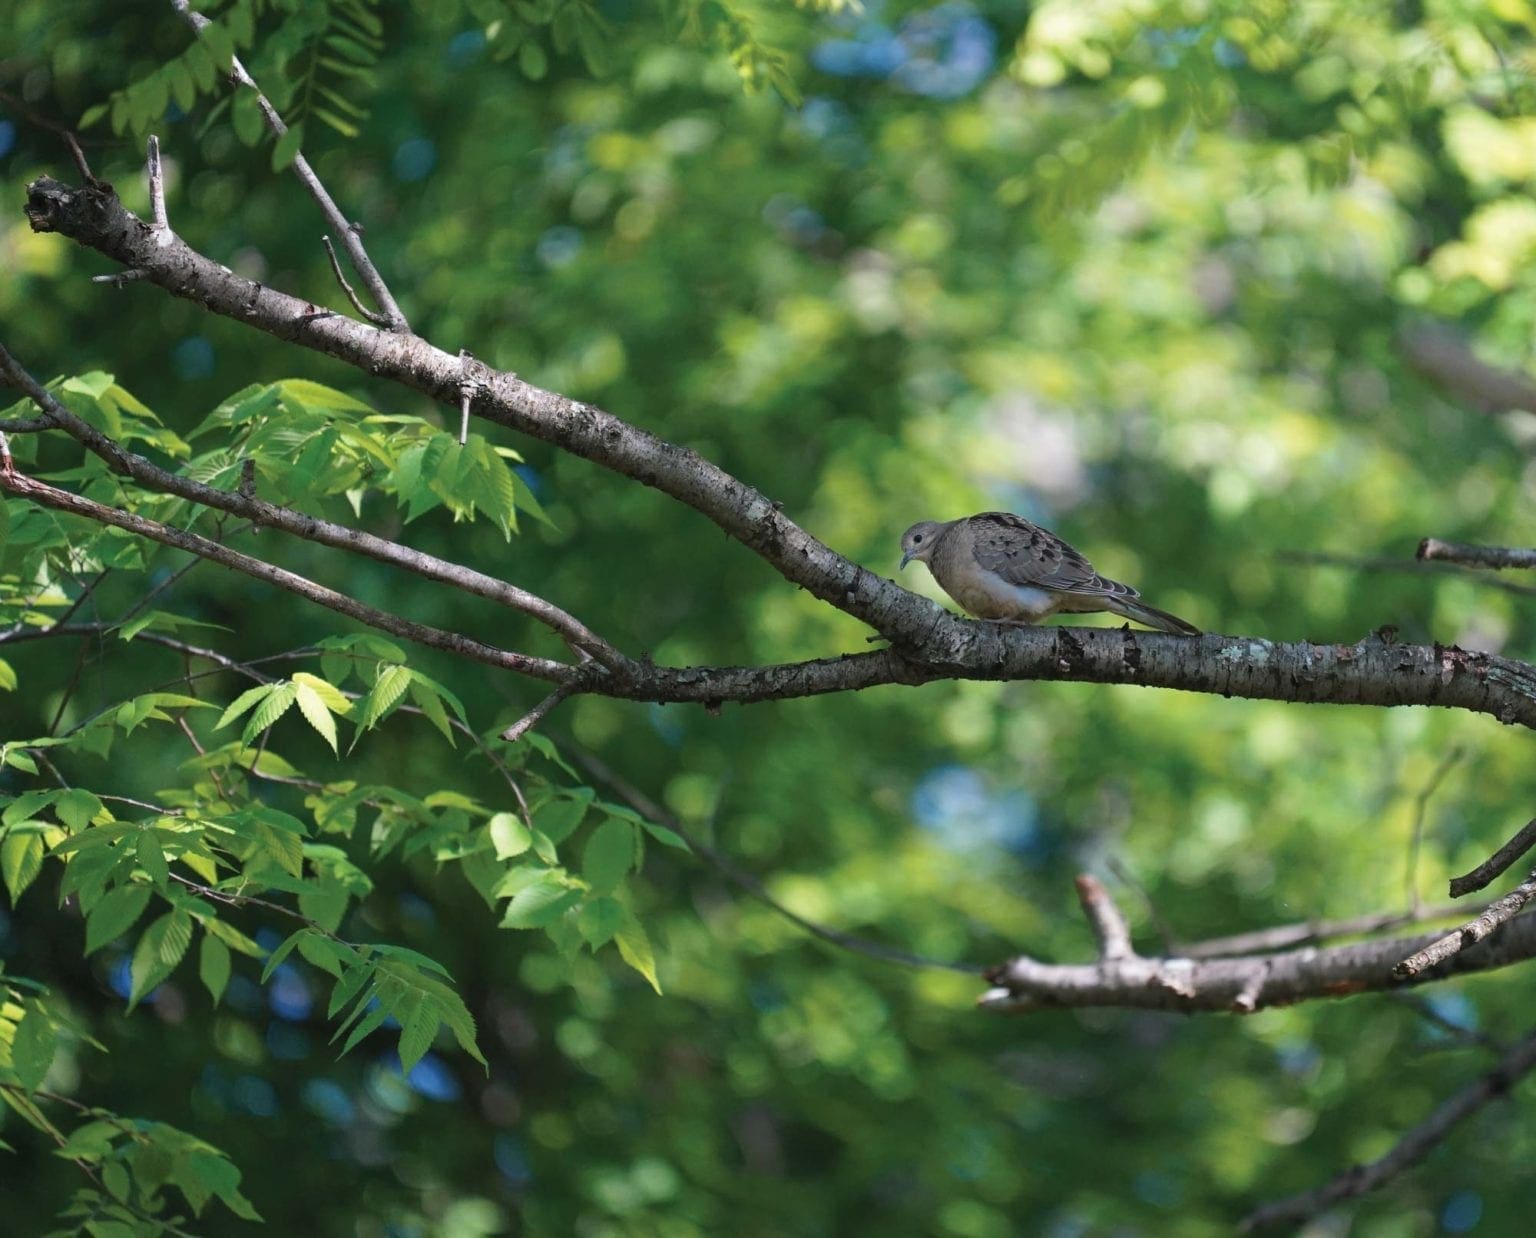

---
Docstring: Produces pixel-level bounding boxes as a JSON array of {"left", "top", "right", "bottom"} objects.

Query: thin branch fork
[
  {"left": 1243, "top": 1023, "right": 1536, "bottom": 1230},
  {"left": 1394, "top": 867, "right": 1536, "bottom": 979},
  {"left": 169, "top": 0, "right": 409, "bottom": 332}
]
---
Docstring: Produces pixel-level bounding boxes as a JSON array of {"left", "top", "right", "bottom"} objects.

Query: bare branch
[
  {"left": 321, "top": 234, "right": 391, "bottom": 326},
  {"left": 1400, "top": 321, "right": 1536, "bottom": 414},
  {"left": 1075, "top": 875, "right": 1134, "bottom": 961},
  {"left": 1418, "top": 538, "right": 1536, "bottom": 571},
  {"left": 499, "top": 682, "right": 576, "bottom": 742},
  {"left": 1406, "top": 746, "right": 1465, "bottom": 911},
  {"left": 168, "top": 0, "right": 409, "bottom": 331},
  {"left": 89, "top": 268, "right": 148, "bottom": 286},
  {"left": 1281, "top": 549, "right": 1536, "bottom": 597},
  {"left": 1243, "top": 1023, "right": 1536, "bottom": 1230},
  {"left": 1179, "top": 901, "right": 1486, "bottom": 959},
  {"left": 1394, "top": 869, "right": 1536, "bottom": 978},
  {"left": 1451, "top": 817, "right": 1536, "bottom": 898},
  {"left": 980, "top": 907, "right": 1536, "bottom": 1014},
  {"left": 146, "top": 135, "right": 168, "bottom": 232}
]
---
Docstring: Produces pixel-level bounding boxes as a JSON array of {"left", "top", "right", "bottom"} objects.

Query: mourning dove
[{"left": 899, "top": 511, "right": 1199, "bottom": 635}]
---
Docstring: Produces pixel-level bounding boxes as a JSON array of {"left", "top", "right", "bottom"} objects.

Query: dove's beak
[{"left": 899, "top": 550, "right": 913, "bottom": 570}]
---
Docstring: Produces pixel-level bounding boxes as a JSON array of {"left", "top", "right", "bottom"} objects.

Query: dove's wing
[{"left": 965, "top": 512, "right": 1140, "bottom": 602}]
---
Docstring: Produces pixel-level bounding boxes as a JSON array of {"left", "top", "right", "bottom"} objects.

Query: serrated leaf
[
  {"left": 215, "top": 683, "right": 274, "bottom": 731},
  {"left": 85, "top": 884, "right": 153, "bottom": 954},
  {"left": 294, "top": 681, "right": 339, "bottom": 754},
  {"left": 355, "top": 664, "right": 412, "bottom": 733},
  {"left": 583, "top": 820, "right": 636, "bottom": 894},
  {"left": 54, "top": 789, "right": 104, "bottom": 831},
  {"left": 639, "top": 819, "right": 689, "bottom": 850},
  {"left": 199, "top": 932, "right": 231, "bottom": 1005},
  {"left": 128, "top": 909, "right": 193, "bottom": 1007},
  {"left": 396, "top": 1003, "right": 439, "bottom": 1075},
  {"left": 243, "top": 681, "right": 297, "bottom": 744},
  {"left": 260, "top": 928, "right": 307, "bottom": 983},
  {"left": 1, "top": 832, "right": 45, "bottom": 903},
  {"left": 136, "top": 829, "right": 170, "bottom": 887},
  {"left": 4, "top": 790, "right": 59, "bottom": 828}
]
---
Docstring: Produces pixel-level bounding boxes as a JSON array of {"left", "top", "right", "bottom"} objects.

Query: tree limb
[{"left": 1243, "top": 1023, "right": 1536, "bottom": 1230}]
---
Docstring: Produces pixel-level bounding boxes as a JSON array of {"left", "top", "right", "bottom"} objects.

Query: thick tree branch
[
  {"left": 1243, "top": 1023, "right": 1536, "bottom": 1230},
  {"left": 21, "top": 176, "right": 1536, "bottom": 726}
]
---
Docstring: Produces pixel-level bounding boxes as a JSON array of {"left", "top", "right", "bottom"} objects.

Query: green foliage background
[{"left": 5, "top": 0, "right": 1536, "bottom": 1232}]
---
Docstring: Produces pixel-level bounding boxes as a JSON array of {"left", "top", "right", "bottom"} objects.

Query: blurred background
[{"left": 6, "top": 0, "right": 1536, "bottom": 1232}]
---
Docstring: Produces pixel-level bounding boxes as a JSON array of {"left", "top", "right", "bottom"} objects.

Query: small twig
[
  {"left": 0, "top": 87, "right": 99, "bottom": 186},
  {"left": 1451, "top": 816, "right": 1536, "bottom": 898},
  {"left": 573, "top": 748, "right": 983, "bottom": 974},
  {"left": 1242, "top": 1023, "right": 1536, "bottom": 1230},
  {"left": 500, "top": 682, "right": 577, "bottom": 742},
  {"left": 1178, "top": 900, "right": 1483, "bottom": 959},
  {"left": 1417, "top": 538, "right": 1536, "bottom": 571},
  {"left": 170, "top": 0, "right": 410, "bottom": 331},
  {"left": 146, "top": 135, "right": 168, "bottom": 232},
  {"left": 458, "top": 349, "right": 475, "bottom": 445},
  {"left": 1406, "top": 746, "right": 1465, "bottom": 913},
  {"left": 1106, "top": 857, "right": 1177, "bottom": 953},
  {"left": 320, "top": 235, "right": 391, "bottom": 326},
  {"left": 1280, "top": 549, "right": 1536, "bottom": 597},
  {"left": 1394, "top": 868, "right": 1536, "bottom": 978},
  {"left": 89, "top": 269, "right": 148, "bottom": 286},
  {"left": 1394, "top": 994, "right": 1507, "bottom": 1054},
  {"left": 1074, "top": 874, "right": 1134, "bottom": 961}
]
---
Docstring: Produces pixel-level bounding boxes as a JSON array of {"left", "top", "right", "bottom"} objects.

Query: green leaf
[
  {"left": 85, "top": 883, "right": 153, "bottom": 954},
  {"left": 577, "top": 896, "right": 624, "bottom": 949},
  {"left": 294, "top": 680, "right": 339, "bottom": 753},
  {"left": 3, "top": 790, "right": 59, "bottom": 828},
  {"left": 615, "top": 912, "right": 661, "bottom": 993},
  {"left": 199, "top": 932, "right": 231, "bottom": 1005},
  {"left": 583, "top": 820, "right": 637, "bottom": 894},
  {"left": 396, "top": 1003, "right": 439, "bottom": 1075},
  {"left": 1, "top": 832, "right": 46, "bottom": 903},
  {"left": 54, "top": 789, "right": 104, "bottom": 831},
  {"left": 272, "top": 120, "right": 305, "bottom": 171},
  {"left": 536, "top": 794, "right": 588, "bottom": 844},
  {"left": 11, "top": 1001, "right": 57, "bottom": 1090},
  {"left": 488, "top": 812, "right": 531, "bottom": 860},
  {"left": 129, "top": 909, "right": 193, "bottom": 1007},
  {"left": 243, "top": 681, "right": 297, "bottom": 744},
  {"left": 260, "top": 928, "right": 307, "bottom": 982},
  {"left": 136, "top": 829, "right": 170, "bottom": 888},
  {"left": 215, "top": 683, "right": 275, "bottom": 731},
  {"left": 0, "top": 658, "right": 15, "bottom": 691},
  {"left": 500, "top": 873, "right": 578, "bottom": 929},
  {"left": 355, "top": 664, "right": 412, "bottom": 733}
]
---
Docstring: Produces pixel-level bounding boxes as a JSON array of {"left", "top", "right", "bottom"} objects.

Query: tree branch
[
  {"left": 168, "top": 0, "right": 409, "bottom": 331},
  {"left": 1417, "top": 538, "right": 1536, "bottom": 570},
  {"left": 21, "top": 176, "right": 1536, "bottom": 726},
  {"left": 979, "top": 905, "right": 1536, "bottom": 1015},
  {"left": 1243, "top": 1023, "right": 1536, "bottom": 1230},
  {"left": 1451, "top": 817, "right": 1536, "bottom": 898}
]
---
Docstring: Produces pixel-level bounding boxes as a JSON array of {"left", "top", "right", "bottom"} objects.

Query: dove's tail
[{"left": 1100, "top": 595, "right": 1200, "bottom": 636}]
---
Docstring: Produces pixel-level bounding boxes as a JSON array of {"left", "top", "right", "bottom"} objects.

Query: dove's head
[{"left": 899, "top": 520, "right": 946, "bottom": 569}]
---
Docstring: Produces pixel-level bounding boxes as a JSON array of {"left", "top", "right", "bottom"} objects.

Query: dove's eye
[{"left": 912, "top": 533, "right": 924, "bottom": 544}]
